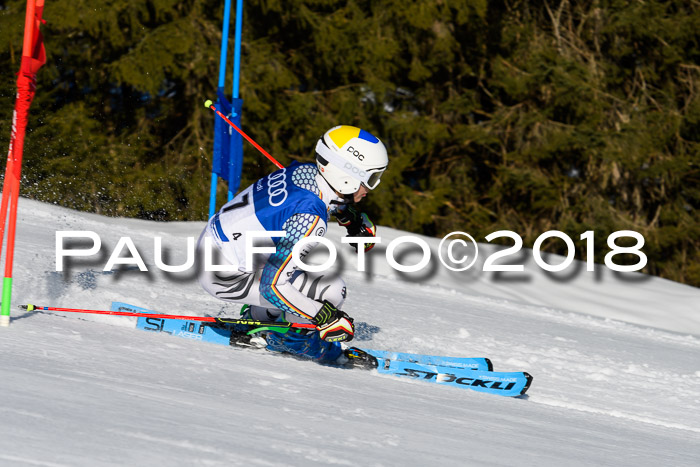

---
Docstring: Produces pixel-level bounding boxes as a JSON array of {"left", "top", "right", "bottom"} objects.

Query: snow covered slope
[{"left": 1, "top": 198, "right": 699, "bottom": 466}]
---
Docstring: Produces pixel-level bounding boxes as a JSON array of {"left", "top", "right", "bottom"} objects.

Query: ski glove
[
  {"left": 335, "top": 205, "right": 377, "bottom": 252},
  {"left": 313, "top": 300, "right": 355, "bottom": 343}
]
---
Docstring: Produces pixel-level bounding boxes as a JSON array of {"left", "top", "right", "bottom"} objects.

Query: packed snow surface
[{"left": 1, "top": 198, "right": 699, "bottom": 466}]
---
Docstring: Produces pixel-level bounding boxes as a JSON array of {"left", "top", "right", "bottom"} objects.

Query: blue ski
[
  {"left": 119, "top": 302, "right": 491, "bottom": 371},
  {"left": 115, "top": 302, "right": 532, "bottom": 396},
  {"left": 113, "top": 302, "right": 234, "bottom": 345},
  {"left": 375, "top": 358, "right": 532, "bottom": 397},
  {"left": 362, "top": 349, "right": 492, "bottom": 371}
]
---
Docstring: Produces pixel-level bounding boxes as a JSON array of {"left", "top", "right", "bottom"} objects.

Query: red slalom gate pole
[
  {"left": 1, "top": 0, "right": 46, "bottom": 327},
  {"left": 204, "top": 99, "right": 284, "bottom": 169},
  {"left": 20, "top": 304, "right": 317, "bottom": 329}
]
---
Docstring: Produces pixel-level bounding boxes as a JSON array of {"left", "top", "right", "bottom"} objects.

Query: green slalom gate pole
[{"left": 0, "top": 278, "right": 11, "bottom": 326}]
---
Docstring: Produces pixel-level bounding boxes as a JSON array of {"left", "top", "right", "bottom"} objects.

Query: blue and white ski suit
[{"left": 198, "top": 162, "right": 347, "bottom": 361}]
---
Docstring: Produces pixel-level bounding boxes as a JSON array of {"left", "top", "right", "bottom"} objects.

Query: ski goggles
[{"left": 315, "top": 140, "right": 387, "bottom": 190}]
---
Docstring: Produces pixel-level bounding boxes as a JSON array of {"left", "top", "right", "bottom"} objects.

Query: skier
[{"left": 198, "top": 125, "right": 388, "bottom": 367}]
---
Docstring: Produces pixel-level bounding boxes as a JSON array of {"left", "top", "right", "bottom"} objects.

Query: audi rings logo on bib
[{"left": 267, "top": 168, "right": 288, "bottom": 207}]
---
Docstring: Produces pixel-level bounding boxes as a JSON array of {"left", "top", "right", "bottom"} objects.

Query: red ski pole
[
  {"left": 20, "top": 304, "right": 317, "bottom": 329},
  {"left": 204, "top": 99, "right": 284, "bottom": 169}
]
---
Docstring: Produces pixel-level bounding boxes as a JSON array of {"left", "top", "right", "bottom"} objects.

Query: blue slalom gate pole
[
  {"left": 232, "top": 0, "right": 243, "bottom": 100},
  {"left": 209, "top": 0, "right": 232, "bottom": 219},
  {"left": 229, "top": 0, "right": 244, "bottom": 201},
  {"left": 218, "top": 0, "right": 232, "bottom": 91},
  {"left": 209, "top": 0, "right": 244, "bottom": 218}
]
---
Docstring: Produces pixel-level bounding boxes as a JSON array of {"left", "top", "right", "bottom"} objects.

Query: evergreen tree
[{"left": 1, "top": 0, "right": 698, "bottom": 285}]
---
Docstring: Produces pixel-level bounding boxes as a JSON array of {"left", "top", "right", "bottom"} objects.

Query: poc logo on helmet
[
  {"left": 347, "top": 146, "right": 365, "bottom": 161},
  {"left": 343, "top": 162, "right": 367, "bottom": 177}
]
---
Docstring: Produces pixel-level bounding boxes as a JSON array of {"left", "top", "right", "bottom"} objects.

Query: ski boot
[
  {"left": 223, "top": 305, "right": 268, "bottom": 349},
  {"left": 228, "top": 325, "right": 268, "bottom": 349},
  {"left": 342, "top": 347, "right": 379, "bottom": 369}
]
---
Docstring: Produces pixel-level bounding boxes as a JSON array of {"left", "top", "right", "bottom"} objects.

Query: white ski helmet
[{"left": 315, "top": 125, "right": 388, "bottom": 195}]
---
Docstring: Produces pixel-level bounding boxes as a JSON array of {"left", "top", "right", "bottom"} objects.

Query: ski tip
[{"left": 519, "top": 372, "right": 534, "bottom": 396}]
